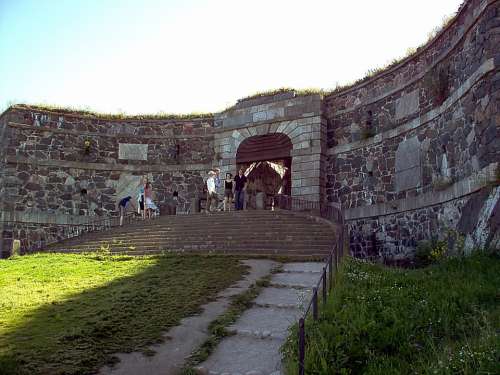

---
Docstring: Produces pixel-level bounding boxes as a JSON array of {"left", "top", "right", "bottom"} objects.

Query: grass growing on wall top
[
  {"left": 0, "top": 253, "right": 246, "bottom": 375},
  {"left": 10, "top": 103, "right": 214, "bottom": 121},
  {"left": 282, "top": 252, "right": 500, "bottom": 374}
]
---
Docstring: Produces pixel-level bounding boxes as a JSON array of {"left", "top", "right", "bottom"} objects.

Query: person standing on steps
[
  {"left": 214, "top": 167, "right": 224, "bottom": 211},
  {"left": 144, "top": 181, "right": 154, "bottom": 219},
  {"left": 206, "top": 170, "right": 217, "bottom": 213},
  {"left": 234, "top": 167, "right": 247, "bottom": 211},
  {"left": 137, "top": 176, "right": 147, "bottom": 220},
  {"left": 118, "top": 196, "right": 136, "bottom": 226},
  {"left": 223, "top": 172, "right": 234, "bottom": 211}
]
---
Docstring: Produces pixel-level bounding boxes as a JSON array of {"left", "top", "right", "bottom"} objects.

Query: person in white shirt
[{"left": 206, "top": 170, "right": 217, "bottom": 213}]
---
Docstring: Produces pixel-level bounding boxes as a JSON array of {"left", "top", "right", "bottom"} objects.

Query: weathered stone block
[
  {"left": 118, "top": 143, "right": 148, "bottom": 161},
  {"left": 395, "top": 137, "right": 422, "bottom": 192},
  {"left": 395, "top": 89, "right": 420, "bottom": 120}
]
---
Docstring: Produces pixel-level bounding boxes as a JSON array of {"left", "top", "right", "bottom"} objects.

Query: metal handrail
[
  {"left": 298, "top": 245, "right": 341, "bottom": 375},
  {"left": 1, "top": 213, "right": 137, "bottom": 255},
  {"left": 272, "top": 194, "right": 346, "bottom": 375}
]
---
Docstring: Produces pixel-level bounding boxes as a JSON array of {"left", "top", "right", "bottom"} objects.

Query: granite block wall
[
  {"left": 325, "top": 0, "right": 500, "bottom": 261},
  {"left": 0, "top": 0, "right": 498, "bottom": 260}
]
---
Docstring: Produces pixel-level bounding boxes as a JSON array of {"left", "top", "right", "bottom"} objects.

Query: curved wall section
[
  {"left": 0, "top": 0, "right": 498, "bottom": 261},
  {"left": 325, "top": 0, "right": 499, "bottom": 262},
  {"left": 0, "top": 107, "right": 215, "bottom": 256}
]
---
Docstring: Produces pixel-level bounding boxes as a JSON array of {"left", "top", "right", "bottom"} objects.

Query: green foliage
[
  {"left": 0, "top": 253, "right": 245, "bottom": 375},
  {"left": 416, "top": 238, "right": 448, "bottom": 266},
  {"left": 360, "top": 127, "right": 377, "bottom": 140},
  {"left": 282, "top": 254, "right": 500, "bottom": 374},
  {"left": 10, "top": 104, "right": 213, "bottom": 121}
]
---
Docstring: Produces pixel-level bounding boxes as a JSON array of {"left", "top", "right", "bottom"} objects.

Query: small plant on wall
[
  {"left": 361, "top": 127, "right": 376, "bottom": 140},
  {"left": 83, "top": 139, "right": 91, "bottom": 155},
  {"left": 424, "top": 63, "right": 450, "bottom": 106}
]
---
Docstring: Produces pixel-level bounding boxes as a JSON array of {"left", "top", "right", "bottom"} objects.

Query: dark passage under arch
[
  {"left": 236, "top": 133, "right": 292, "bottom": 164},
  {"left": 236, "top": 133, "right": 293, "bottom": 208}
]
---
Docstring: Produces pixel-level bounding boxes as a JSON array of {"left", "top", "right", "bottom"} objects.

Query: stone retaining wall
[
  {"left": 325, "top": 0, "right": 499, "bottom": 260},
  {"left": 0, "top": 0, "right": 498, "bottom": 261}
]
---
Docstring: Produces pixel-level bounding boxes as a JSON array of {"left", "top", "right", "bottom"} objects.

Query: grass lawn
[
  {"left": 282, "top": 252, "right": 500, "bottom": 374},
  {"left": 0, "top": 253, "right": 246, "bottom": 375}
]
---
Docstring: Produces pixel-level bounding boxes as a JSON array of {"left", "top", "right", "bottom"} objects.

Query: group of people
[
  {"left": 206, "top": 167, "right": 248, "bottom": 212},
  {"left": 118, "top": 177, "right": 158, "bottom": 225},
  {"left": 118, "top": 169, "right": 249, "bottom": 222}
]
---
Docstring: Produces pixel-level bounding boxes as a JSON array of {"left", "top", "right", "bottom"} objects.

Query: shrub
[{"left": 415, "top": 238, "right": 447, "bottom": 266}]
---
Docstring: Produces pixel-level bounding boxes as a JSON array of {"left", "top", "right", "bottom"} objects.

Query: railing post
[
  {"left": 329, "top": 253, "right": 333, "bottom": 291},
  {"left": 322, "top": 267, "right": 327, "bottom": 304},
  {"left": 312, "top": 287, "right": 318, "bottom": 321},
  {"left": 298, "top": 317, "right": 305, "bottom": 375}
]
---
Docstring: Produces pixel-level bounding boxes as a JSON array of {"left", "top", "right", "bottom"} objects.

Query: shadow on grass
[{"left": 0, "top": 255, "right": 244, "bottom": 375}]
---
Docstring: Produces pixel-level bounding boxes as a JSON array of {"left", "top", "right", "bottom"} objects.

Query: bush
[{"left": 415, "top": 238, "right": 448, "bottom": 266}]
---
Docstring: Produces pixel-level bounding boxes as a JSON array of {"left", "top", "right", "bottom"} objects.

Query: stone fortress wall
[
  {"left": 323, "top": 0, "right": 499, "bottom": 261},
  {"left": 0, "top": 109, "right": 215, "bottom": 256},
  {"left": 0, "top": 0, "right": 498, "bottom": 260}
]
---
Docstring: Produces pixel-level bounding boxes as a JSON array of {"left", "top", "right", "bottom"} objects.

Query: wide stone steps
[{"left": 46, "top": 211, "right": 336, "bottom": 257}]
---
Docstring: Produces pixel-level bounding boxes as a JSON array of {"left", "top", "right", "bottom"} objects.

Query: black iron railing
[
  {"left": 273, "top": 194, "right": 343, "bottom": 223},
  {"left": 272, "top": 194, "right": 346, "bottom": 375},
  {"left": 1, "top": 213, "right": 136, "bottom": 255},
  {"left": 297, "top": 244, "right": 342, "bottom": 375}
]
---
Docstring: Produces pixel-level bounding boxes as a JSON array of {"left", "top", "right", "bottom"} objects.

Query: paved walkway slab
[
  {"left": 99, "top": 259, "right": 277, "bottom": 375},
  {"left": 198, "top": 261, "right": 325, "bottom": 375},
  {"left": 228, "top": 306, "right": 301, "bottom": 339},
  {"left": 282, "top": 262, "right": 324, "bottom": 273},
  {"left": 254, "top": 287, "right": 312, "bottom": 309},
  {"left": 198, "top": 336, "right": 283, "bottom": 374},
  {"left": 271, "top": 272, "right": 320, "bottom": 288}
]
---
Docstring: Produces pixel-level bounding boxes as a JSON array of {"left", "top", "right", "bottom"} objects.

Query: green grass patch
[
  {"left": 282, "top": 253, "right": 500, "bottom": 374},
  {"left": 9, "top": 104, "right": 214, "bottom": 120},
  {"left": 0, "top": 253, "right": 246, "bottom": 375}
]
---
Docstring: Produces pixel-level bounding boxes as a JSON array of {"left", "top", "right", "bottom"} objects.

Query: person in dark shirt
[
  {"left": 224, "top": 172, "right": 234, "bottom": 211},
  {"left": 118, "top": 196, "right": 136, "bottom": 226},
  {"left": 233, "top": 168, "right": 247, "bottom": 210}
]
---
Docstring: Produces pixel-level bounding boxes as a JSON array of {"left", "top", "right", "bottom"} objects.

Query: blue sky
[{"left": 0, "top": 0, "right": 463, "bottom": 115}]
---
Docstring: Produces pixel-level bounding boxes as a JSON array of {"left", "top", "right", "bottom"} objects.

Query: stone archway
[
  {"left": 213, "top": 94, "right": 325, "bottom": 202},
  {"left": 235, "top": 134, "right": 292, "bottom": 208}
]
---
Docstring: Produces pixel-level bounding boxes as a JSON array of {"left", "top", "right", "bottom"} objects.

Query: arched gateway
[
  {"left": 236, "top": 133, "right": 293, "bottom": 207},
  {"left": 213, "top": 93, "right": 325, "bottom": 204}
]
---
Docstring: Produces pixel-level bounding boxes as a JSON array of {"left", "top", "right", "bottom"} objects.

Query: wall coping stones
[
  {"left": 328, "top": 58, "right": 496, "bottom": 155},
  {"left": 325, "top": 0, "right": 495, "bottom": 111},
  {"left": 7, "top": 122, "right": 213, "bottom": 140},
  {"left": 6, "top": 155, "right": 212, "bottom": 173},
  {"left": 344, "top": 162, "right": 498, "bottom": 221},
  {"left": 215, "top": 95, "right": 322, "bottom": 130}
]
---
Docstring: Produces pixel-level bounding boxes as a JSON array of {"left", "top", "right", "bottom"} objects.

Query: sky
[{"left": 0, "top": 0, "right": 464, "bottom": 115}]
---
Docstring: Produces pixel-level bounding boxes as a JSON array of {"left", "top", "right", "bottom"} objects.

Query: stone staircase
[{"left": 46, "top": 210, "right": 336, "bottom": 257}]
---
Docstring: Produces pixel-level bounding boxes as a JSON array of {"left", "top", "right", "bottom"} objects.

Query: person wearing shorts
[{"left": 223, "top": 172, "right": 234, "bottom": 211}]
